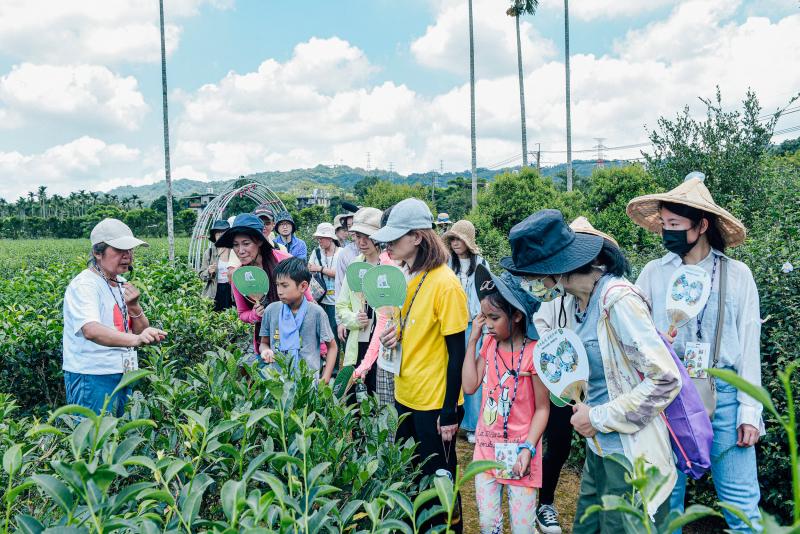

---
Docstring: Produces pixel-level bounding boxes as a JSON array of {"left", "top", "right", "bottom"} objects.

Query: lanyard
[
  {"left": 492, "top": 337, "right": 527, "bottom": 441},
  {"left": 93, "top": 265, "right": 129, "bottom": 334},
  {"left": 695, "top": 255, "right": 718, "bottom": 340},
  {"left": 398, "top": 271, "right": 428, "bottom": 340}
]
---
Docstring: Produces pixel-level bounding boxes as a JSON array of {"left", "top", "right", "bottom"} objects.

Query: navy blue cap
[
  {"left": 474, "top": 264, "right": 540, "bottom": 340},
  {"left": 499, "top": 209, "right": 603, "bottom": 276},
  {"left": 215, "top": 213, "right": 267, "bottom": 248}
]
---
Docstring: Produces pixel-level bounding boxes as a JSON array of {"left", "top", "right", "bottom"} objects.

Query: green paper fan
[
  {"left": 346, "top": 262, "right": 373, "bottom": 293},
  {"left": 550, "top": 392, "right": 571, "bottom": 407},
  {"left": 362, "top": 265, "right": 407, "bottom": 308},
  {"left": 231, "top": 266, "right": 270, "bottom": 300},
  {"left": 332, "top": 365, "right": 355, "bottom": 399}
]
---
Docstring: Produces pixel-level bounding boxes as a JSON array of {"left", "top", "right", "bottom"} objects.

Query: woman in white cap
[
  {"left": 531, "top": 216, "right": 621, "bottom": 534},
  {"left": 629, "top": 172, "right": 763, "bottom": 533},
  {"left": 309, "top": 222, "right": 341, "bottom": 368},
  {"left": 373, "top": 198, "right": 469, "bottom": 532},
  {"left": 62, "top": 218, "right": 167, "bottom": 416},
  {"left": 443, "top": 219, "right": 489, "bottom": 445},
  {"left": 336, "top": 208, "right": 384, "bottom": 394}
]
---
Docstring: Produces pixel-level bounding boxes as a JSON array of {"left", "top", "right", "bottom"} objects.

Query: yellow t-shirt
[{"left": 395, "top": 264, "right": 469, "bottom": 411}]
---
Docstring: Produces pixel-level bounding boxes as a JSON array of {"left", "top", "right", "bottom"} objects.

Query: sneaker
[
  {"left": 466, "top": 432, "right": 476, "bottom": 444},
  {"left": 536, "top": 504, "right": 562, "bottom": 534}
]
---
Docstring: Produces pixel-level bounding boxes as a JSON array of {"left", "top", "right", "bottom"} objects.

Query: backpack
[
  {"left": 310, "top": 248, "right": 329, "bottom": 304},
  {"left": 603, "top": 283, "right": 713, "bottom": 480}
]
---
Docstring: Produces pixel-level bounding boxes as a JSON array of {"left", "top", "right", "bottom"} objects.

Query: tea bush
[{"left": 0, "top": 353, "right": 438, "bottom": 532}]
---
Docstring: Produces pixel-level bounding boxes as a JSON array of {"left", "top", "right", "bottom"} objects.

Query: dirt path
[{"left": 456, "top": 436, "right": 722, "bottom": 533}]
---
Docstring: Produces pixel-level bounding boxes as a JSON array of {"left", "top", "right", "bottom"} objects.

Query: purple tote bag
[{"left": 657, "top": 332, "right": 713, "bottom": 479}]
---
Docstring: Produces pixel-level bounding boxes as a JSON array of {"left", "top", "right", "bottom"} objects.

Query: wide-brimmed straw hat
[
  {"left": 570, "top": 217, "right": 619, "bottom": 248},
  {"left": 349, "top": 207, "right": 383, "bottom": 236},
  {"left": 443, "top": 220, "right": 481, "bottom": 255},
  {"left": 499, "top": 209, "right": 603, "bottom": 276},
  {"left": 626, "top": 172, "right": 747, "bottom": 247}
]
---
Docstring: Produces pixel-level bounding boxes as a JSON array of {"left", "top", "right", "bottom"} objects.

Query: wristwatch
[{"left": 517, "top": 441, "right": 536, "bottom": 457}]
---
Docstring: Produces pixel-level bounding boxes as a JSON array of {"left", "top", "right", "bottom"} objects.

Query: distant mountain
[{"left": 105, "top": 159, "right": 632, "bottom": 203}]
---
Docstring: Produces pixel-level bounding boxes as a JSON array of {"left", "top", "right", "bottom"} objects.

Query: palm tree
[
  {"left": 27, "top": 192, "right": 35, "bottom": 217},
  {"left": 159, "top": 0, "right": 176, "bottom": 265},
  {"left": 564, "top": 0, "right": 573, "bottom": 190},
  {"left": 37, "top": 186, "right": 47, "bottom": 217},
  {"left": 506, "top": 0, "right": 539, "bottom": 167},
  {"left": 90, "top": 192, "right": 100, "bottom": 206},
  {"left": 468, "top": 0, "right": 478, "bottom": 209}
]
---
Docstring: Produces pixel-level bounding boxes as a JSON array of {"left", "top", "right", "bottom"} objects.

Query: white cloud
[
  {"left": 411, "top": 0, "right": 557, "bottom": 77},
  {"left": 0, "top": 0, "right": 229, "bottom": 64},
  {"left": 0, "top": 137, "right": 145, "bottom": 200},
  {"left": 0, "top": 64, "right": 148, "bottom": 130},
  {"left": 545, "top": 0, "right": 676, "bottom": 21}
]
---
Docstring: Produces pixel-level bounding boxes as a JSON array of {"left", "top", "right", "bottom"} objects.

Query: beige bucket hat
[
  {"left": 349, "top": 207, "right": 383, "bottom": 236},
  {"left": 313, "top": 223, "right": 337, "bottom": 240},
  {"left": 626, "top": 172, "right": 747, "bottom": 247},
  {"left": 443, "top": 219, "right": 481, "bottom": 255},
  {"left": 569, "top": 217, "right": 619, "bottom": 248}
]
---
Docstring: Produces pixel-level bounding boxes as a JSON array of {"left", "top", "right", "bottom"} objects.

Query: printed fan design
[
  {"left": 539, "top": 339, "right": 579, "bottom": 384},
  {"left": 671, "top": 274, "right": 705, "bottom": 305}
]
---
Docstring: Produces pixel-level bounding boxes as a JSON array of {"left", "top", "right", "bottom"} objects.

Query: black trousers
[
  {"left": 396, "top": 401, "right": 465, "bottom": 533},
  {"left": 540, "top": 401, "right": 575, "bottom": 505},
  {"left": 355, "top": 341, "right": 377, "bottom": 394},
  {"left": 213, "top": 282, "right": 234, "bottom": 312}
]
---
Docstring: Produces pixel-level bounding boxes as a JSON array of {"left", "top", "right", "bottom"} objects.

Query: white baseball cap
[{"left": 90, "top": 218, "right": 149, "bottom": 249}]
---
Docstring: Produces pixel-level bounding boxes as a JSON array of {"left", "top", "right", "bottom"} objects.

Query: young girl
[{"left": 463, "top": 265, "right": 550, "bottom": 534}]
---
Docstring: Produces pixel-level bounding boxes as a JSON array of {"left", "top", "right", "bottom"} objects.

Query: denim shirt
[
  {"left": 636, "top": 249, "right": 764, "bottom": 433},
  {"left": 275, "top": 235, "right": 308, "bottom": 261}
]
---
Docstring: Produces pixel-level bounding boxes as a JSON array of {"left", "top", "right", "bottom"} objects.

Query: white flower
[{"left": 782, "top": 262, "right": 794, "bottom": 274}]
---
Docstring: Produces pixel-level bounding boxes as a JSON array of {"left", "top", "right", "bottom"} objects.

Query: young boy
[{"left": 259, "top": 257, "right": 337, "bottom": 383}]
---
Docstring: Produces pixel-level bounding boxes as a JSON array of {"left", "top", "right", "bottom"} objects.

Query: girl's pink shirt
[{"left": 473, "top": 335, "right": 542, "bottom": 488}]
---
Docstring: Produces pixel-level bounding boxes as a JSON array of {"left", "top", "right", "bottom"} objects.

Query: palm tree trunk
[
  {"left": 564, "top": 0, "right": 573, "bottom": 191},
  {"left": 159, "top": 0, "right": 175, "bottom": 265},
  {"left": 515, "top": 14, "right": 528, "bottom": 167},
  {"left": 468, "top": 0, "right": 478, "bottom": 209}
]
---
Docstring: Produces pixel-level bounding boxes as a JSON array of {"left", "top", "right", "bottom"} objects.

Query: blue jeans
[
  {"left": 64, "top": 371, "right": 131, "bottom": 417},
  {"left": 462, "top": 323, "right": 483, "bottom": 432},
  {"left": 670, "top": 376, "right": 762, "bottom": 533}
]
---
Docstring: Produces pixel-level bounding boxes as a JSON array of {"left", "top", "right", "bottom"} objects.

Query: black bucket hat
[
  {"left": 499, "top": 209, "right": 603, "bottom": 276},
  {"left": 215, "top": 213, "right": 267, "bottom": 249},
  {"left": 474, "top": 264, "right": 540, "bottom": 340},
  {"left": 209, "top": 219, "right": 230, "bottom": 243}
]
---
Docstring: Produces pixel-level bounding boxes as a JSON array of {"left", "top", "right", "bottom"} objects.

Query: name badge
[
  {"left": 684, "top": 341, "right": 711, "bottom": 378},
  {"left": 494, "top": 442, "right": 520, "bottom": 480}
]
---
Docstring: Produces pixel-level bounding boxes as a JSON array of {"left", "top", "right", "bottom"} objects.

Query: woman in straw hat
[
  {"left": 443, "top": 219, "right": 490, "bottom": 445},
  {"left": 530, "top": 216, "right": 619, "bottom": 534},
  {"left": 502, "top": 209, "right": 681, "bottom": 532},
  {"left": 629, "top": 172, "right": 763, "bottom": 533}
]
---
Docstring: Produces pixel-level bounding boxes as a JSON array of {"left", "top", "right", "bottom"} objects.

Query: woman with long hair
[
  {"left": 372, "top": 198, "right": 469, "bottom": 533},
  {"left": 215, "top": 213, "right": 311, "bottom": 356},
  {"left": 629, "top": 173, "right": 763, "bottom": 533}
]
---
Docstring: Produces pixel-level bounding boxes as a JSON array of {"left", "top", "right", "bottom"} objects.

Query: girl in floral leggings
[{"left": 462, "top": 265, "right": 550, "bottom": 533}]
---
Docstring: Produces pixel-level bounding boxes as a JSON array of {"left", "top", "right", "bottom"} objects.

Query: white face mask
[{"left": 524, "top": 275, "right": 565, "bottom": 303}]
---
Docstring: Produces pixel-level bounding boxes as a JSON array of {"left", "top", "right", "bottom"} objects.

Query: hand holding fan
[
  {"left": 231, "top": 266, "right": 270, "bottom": 306},
  {"left": 361, "top": 265, "right": 407, "bottom": 375},
  {"left": 346, "top": 261, "right": 373, "bottom": 309},
  {"left": 534, "top": 327, "right": 602, "bottom": 453},
  {"left": 665, "top": 265, "right": 711, "bottom": 337}
]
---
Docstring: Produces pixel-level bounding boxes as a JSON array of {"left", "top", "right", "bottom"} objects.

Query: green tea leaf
[
  {"left": 3, "top": 443, "right": 23, "bottom": 475},
  {"left": 31, "top": 474, "right": 73, "bottom": 514}
]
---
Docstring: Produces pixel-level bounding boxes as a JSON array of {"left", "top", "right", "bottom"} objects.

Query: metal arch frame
[{"left": 188, "top": 179, "right": 287, "bottom": 271}]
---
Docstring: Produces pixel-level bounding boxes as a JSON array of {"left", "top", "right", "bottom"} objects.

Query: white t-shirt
[
  {"left": 308, "top": 246, "right": 341, "bottom": 305},
  {"left": 62, "top": 269, "right": 136, "bottom": 375}
]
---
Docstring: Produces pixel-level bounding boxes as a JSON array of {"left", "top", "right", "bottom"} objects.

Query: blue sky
[{"left": 0, "top": 0, "right": 798, "bottom": 201}]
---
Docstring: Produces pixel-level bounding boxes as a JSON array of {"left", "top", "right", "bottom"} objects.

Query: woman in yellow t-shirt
[{"left": 372, "top": 198, "right": 469, "bottom": 533}]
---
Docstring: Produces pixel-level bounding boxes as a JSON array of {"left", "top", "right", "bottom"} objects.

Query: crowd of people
[{"left": 62, "top": 172, "right": 764, "bottom": 533}]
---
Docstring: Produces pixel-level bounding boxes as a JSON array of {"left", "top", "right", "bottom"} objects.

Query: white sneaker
[
  {"left": 536, "top": 504, "right": 562, "bottom": 534},
  {"left": 467, "top": 432, "right": 476, "bottom": 444}
]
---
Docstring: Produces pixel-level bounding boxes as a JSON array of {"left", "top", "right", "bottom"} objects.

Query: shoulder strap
[
  {"left": 315, "top": 247, "right": 322, "bottom": 264},
  {"left": 712, "top": 256, "right": 727, "bottom": 368}
]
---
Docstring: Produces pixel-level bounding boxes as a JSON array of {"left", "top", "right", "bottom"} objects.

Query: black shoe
[{"left": 536, "top": 504, "right": 562, "bottom": 534}]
